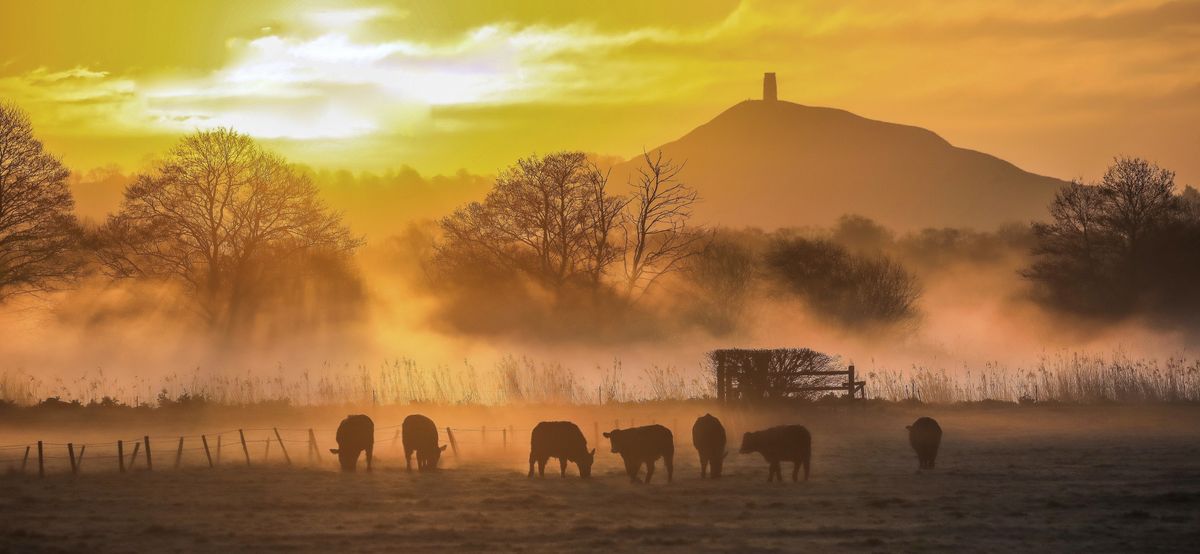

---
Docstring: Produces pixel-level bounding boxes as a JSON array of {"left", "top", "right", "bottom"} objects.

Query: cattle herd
[{"left": 331, "top": 413, "right": 944, "bottom": 481}]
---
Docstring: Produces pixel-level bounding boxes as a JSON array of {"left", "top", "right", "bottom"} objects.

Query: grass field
[{"left": 2, "top": 404, "right": 1199, "bottom": 552}]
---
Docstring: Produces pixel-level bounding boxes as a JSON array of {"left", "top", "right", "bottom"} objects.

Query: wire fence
[{"left": 0, "top": 417, "right": 680, "bottom": 478}]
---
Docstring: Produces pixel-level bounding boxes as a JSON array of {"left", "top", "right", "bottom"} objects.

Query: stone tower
[{"left": 763, "top": 72, "right": 777, "bottom": 101}]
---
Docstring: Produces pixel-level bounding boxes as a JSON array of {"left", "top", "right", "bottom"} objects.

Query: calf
[
  {"left": 739, "top": 425, "right": 811, "bottom": 482},
  {"left": 603, "top": 424, "right": 674, "bottom": 484},
  {"left": 528, "top": 421, "right": 595, "bottom": 478},
  {"left": 907, "top": 417, "right": 943, "bottom": 469},
  {"left": 329, "top": 414, "right": 374, "bottom": 472},
  {"left": 402, "top": 414, "right": 447, "bottom": 471},
  {"left": 692, "top": 413, "right": 727, "bottom": 478}
]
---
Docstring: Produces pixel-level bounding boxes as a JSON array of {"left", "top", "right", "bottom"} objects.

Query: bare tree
[
  {"left": 622, "top": 150, "right": 703, "bottom": 297},
  {"left": 96, "top": 128, "right": 359, "bottom": 330},
  {"left": 439, "top": 152, "right": 621, "bottom": 292},
  {"left": 0, "top": 102, "right": 80, "bottom": 301}
]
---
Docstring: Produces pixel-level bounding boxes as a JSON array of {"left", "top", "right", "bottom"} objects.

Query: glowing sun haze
[{"left": 2, "top": 0, "right": 1198, "bottom": 185}]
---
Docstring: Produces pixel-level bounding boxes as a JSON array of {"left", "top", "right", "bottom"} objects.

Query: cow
[
  {"left": 528, "top": 421, "right": 595, "bottom": 479},
  {"left": 329, "top": 414, "right": 374, "bottom": 472},
  {"left": 739, "top": 425, "right": 811, "bottom": 482},
  {"left": 692, "top": 413, "right": 727, "bottom": 479},
  {"left": 402, "top": 414, "right": 447, "bottom": 472},
  {"left": 907, "top": 416, "right": 943, "bottom": 470},
  {"left": 602, "top": 424, "right": 674, "bottom": 484}
]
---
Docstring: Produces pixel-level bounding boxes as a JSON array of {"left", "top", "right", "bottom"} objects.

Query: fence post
[
  {"left": 37, "top": 441, "right": 44, "bottom": 479},
  {"left": 201, "top": 435, "right": 213, "bottom": 468},
  {"left": 118, "top": 440, "right": 125, "bottom": 473},
  {"left": 68, "top": 443, "right": 77, "bottom": 475},
  {"left": 174, "top": 437, "right": 185, "bottom": 469},
  {"left": 129, "top": 441, "right": 141, "bottom": 468},
  {"left": 77, "top": 445, "right": 86, "bottom": 470},
  {"left": 238, "top": 429, "right": 251, "bottom": 466},
  {"left": 273, "top": 428, "right": 291, "bottom": 466},
  {"left": 144, "top": 436, "right": 153, "bottom": 471},
  {"left": 216, "top": 435, "right": 222, "bottom": 464},
  {"left": 392, "top": 429, "right": 400, "bottom": 451},
  {"left": 446, "top": 427, "right": 459, "bottom": 459},
  {"left": 21, "top": 445, "right": 30, "bottom": 473},
  {"left": 502, "top": 428, "right": 507, "bottom": 450},
  {"left": 847, "top": 365, "right": 856, "bottom": 400},
  {"left": 308, "top": 429, "right": 322, "bottom": 463},
  {"left": 265, "top": 439, "right": 271, "bottom": 461}
]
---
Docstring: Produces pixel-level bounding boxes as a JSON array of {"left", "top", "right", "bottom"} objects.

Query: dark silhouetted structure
[
  {"left": 907, "top": 417, "right": 943, "bottom": 469},
  {"left": 603, "top": 424, "right": 675, "bottom": 483},
  {"left": 528, "top": 421, "right": 595, "bottom": 478},
  {"left": 692, "top": 413, "right": 727, "bottom": 478},
  {"left": 329, "top": 414, "right": 374, "bottom": 472},
  {"left": 402, "top": 414, "right": 447, "bottom": 471},
  {"left": 763, "top": 72, "right": 777, "bottom": 101},
  {"left": 711, "top": 348, "right": 865, "bottom": 402},
  {"left": 739, "top": 425, "right": 811, "bottom": 482}
]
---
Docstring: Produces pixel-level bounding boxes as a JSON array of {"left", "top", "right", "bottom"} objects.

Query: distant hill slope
[{"left": 612, "top": 100, "right": 1068, "bottom": 230}]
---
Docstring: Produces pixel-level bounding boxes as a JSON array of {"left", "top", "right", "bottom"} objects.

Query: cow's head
[
  {"left": 578, "top": 448, "right": 596, "bottom": 478},
  {"left": 428, "top": 444, "right": 448, "bottom": 467},
  {"left": 330, "top": 448, "right": 359, "bottom": 472},
  {"left": 602, "top": 430, "right": 622, "bottom": 453},
  {"left": 710, "top": 449, "right": 728, "bottom": 477},
  {"left": 738, "top": 432, "right": 759, "bottom": 454}
]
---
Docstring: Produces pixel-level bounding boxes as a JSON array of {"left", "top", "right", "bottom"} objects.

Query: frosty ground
[{"left": 2, "top": 405, "right": 1199, "bottom": 552}]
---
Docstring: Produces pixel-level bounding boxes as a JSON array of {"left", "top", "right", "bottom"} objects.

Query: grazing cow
[
  {"left": 692, "top": 413, "right": 727, "bottom": 479},
  {"left": 907, "top": 417, "right": 943, "bottom": 469},
  {"left": 329, "top": 414, "right": 374, "bottom": 472},
  {"left": 402, "top": 414, "right": 447, "bottom": 471},
  {"left": 739, "top": 425, "right": 811, "bottom": 482},
  {"left": 528, "top": 421, "right": 595, "bottom": 479},
  {"left": 602, "top": 424, "right": 674, "bottom": 484}
]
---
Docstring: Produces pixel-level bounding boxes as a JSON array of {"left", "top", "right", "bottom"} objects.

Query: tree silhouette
[
  {"left": 96, "top": 128, "right": 359, "bottom": 330},
  {"left": 622, "top": 150, "right": 703, "bottom": 297},
  {"left": 0, "top": 102, "right": 80, "bottom": 301}
]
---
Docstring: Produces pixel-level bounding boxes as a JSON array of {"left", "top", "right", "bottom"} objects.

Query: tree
[
  {"left": 622, "top": 150, "right": 703, "bottom": 297},
  {"left": 96, "top": 128, "right": 359, "bottom": 331},
  {"left": 0, "top": 102, "right": 80, "bottom": 301},
  {"left": 1025, "top": 157, "right": 1196, "bottom": 319},
  {"left": 438, "top": 152, "right": 622, "bottom": 292}
]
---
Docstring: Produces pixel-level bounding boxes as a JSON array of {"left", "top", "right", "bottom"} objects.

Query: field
[{"left": 2, "top": 404, "right": 1199, "bottom": 552}]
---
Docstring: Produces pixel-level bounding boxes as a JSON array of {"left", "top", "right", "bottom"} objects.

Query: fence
[{"left": 0, "top": 417, "right": 687, "bottom": 478}]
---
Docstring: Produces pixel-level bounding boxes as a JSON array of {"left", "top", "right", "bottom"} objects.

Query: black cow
[
  {"left": 329, "top": 414, "right": 374, "bottom": 472},
  {"left": 692, "top": 413, "right": 727, "bottom": 479},
  {"left": 402, "top": 414, "right": 447, "bottom": 471},
  {"left": 739, "top": 425, "right": 811, "bottom": 482},
  {"left": 907, "top": 417, "right": 943, "bottom": 469},
  {"left": 603, "top": 424, "right": 674, "bottom": 484},
  {"left": 528, "top": 421, "right": 595, "bottom": 478}
]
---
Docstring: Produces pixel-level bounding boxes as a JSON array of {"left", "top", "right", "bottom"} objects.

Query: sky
[{"left": 2, "top": 0, "right": 1198, "bottom": 186}]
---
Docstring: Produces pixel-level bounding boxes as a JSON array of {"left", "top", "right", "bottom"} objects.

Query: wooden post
[
  {"left": 847, "top": 365, "right": 856, "bottom": 400},
  {"left": 201, "top": 435, "right": 213, "bottom": 468},
  {"left": 391, "top": 429, "right": 400, "bottom": 451},
  {"left": 77, "top": 445, "right": 86, "bottom": 470},
  {"left": 174, "top": 437, "right": 185, "bottom": 469},
  {"left": 502, "top": 428, "right": 507, "bottom": 450},
  {"left": 21, "top": 445, "right": 30, "bottom": 473},
  {"left": 67, "top": 443, "right": 77, "bottom": 475},
  {"left": 308, "top": 429, "right": 322, "bottom": 463},
  {"left": 273, "top": 428, "right": 291, "bottom": 466},
  {"left": 264, "top": 438, "right": 271, "bottom": 461},
  {"left": 129, "top": 441, "right": 141, "bottom": 468},
  {"left": 118, "top": 440, "right": 125, "bottom": 473},
  {"left": 238, "top": 429, "right": 251, "bottom": 466},
  {"left": 216, "top": 435, "right": 222, "bottom": 464},
  {"left": 143, "top": 436, "right": 153, "bottom": 471},
  {"left": 37, "top": 441, "right": 44, "bottom": 479},
  {"left": 445, "top": 427, "right": 459, "bottom": 459}
]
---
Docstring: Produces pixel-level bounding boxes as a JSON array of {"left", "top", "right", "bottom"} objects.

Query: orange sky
[{"left": 2, "top": 0, "right": 1198, "bottom": 186}]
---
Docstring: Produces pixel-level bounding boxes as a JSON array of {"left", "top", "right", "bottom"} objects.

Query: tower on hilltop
[{"left": 763, "top": 73, "right": 777, "bottom": 101}]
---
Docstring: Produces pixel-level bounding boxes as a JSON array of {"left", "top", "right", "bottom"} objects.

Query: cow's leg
[
  {"left": 769, "top": 461, "right": 780, "bottom": 482},
  {"left": 700, "top": 456, "right": 708, "bottom": 479},
  {"left": 405, "top": 448, "right": 414, "bottom": 472},
  {"left": 559, "top": 457, "right": 568, "bottom": 478},
  {"left": 624, "top": 458, "right": 640, "bottom": 483},
  {"left": 537, "top": 458, "right": 547, "bottom": 477},
  {"left": 664, "top": 453, "right": 673, "bottom": 483},
  {"left": 792, "top": 461, "right": 800, "bottom": 482},
  {"left": 930, "top": 446, "right": 938, "bottom": 469},
  {"left": 528, "top": 452, "right": 536, "bottom": 477},
  {"left": 645, "top": 460, "right": 656, "bottom": 484},
  {"left": 366, "top": 445, "right": 374, "bottom": 472}
]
